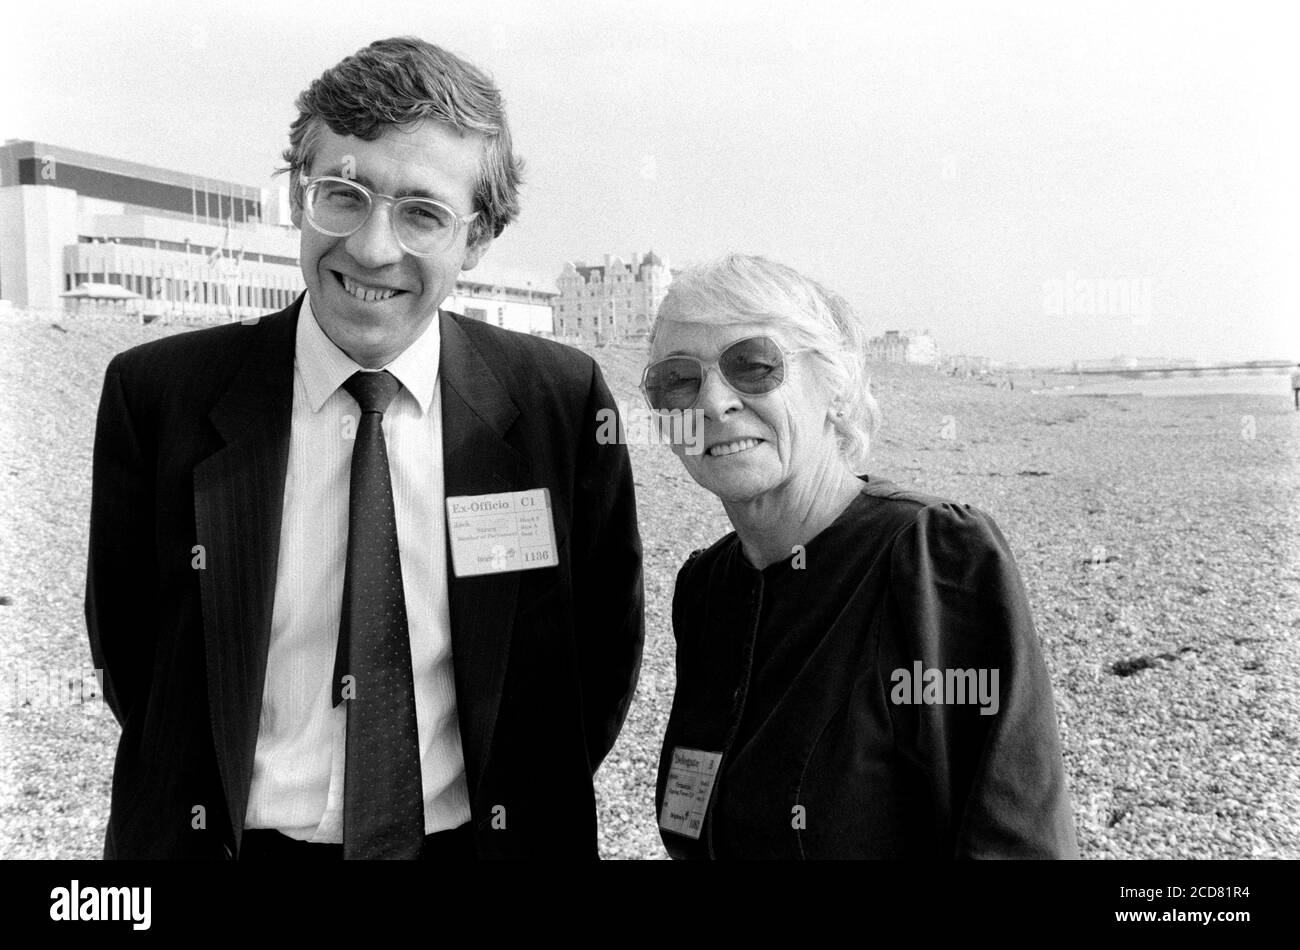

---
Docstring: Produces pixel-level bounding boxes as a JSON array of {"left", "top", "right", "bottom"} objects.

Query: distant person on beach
[
  {"left": 1292, "top": 364, "right": 1300, "bottom": 409},
  {"left": 644, "top": 254, "right": 1077, "bottom": 858},
  {"left": 85, "top": 37, "right": 644, "bottom": 860}
]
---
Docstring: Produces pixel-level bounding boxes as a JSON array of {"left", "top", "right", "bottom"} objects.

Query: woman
[{"left": 645, "top": 255, "right": 1078, "bottom": 859}]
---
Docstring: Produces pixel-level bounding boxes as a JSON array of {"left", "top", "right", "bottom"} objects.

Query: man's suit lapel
[
  {"left": 438, "top": 311, "right": 529, "bottom": 801},
  {"left": 192, "top": 302, "right": 299, "bottom": 846},
  {"left": 193, "top": 304, "right": 526, "bottom": 841}
]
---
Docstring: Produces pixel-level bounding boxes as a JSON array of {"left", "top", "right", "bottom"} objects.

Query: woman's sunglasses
[{"left": 640, "top": 335, "right": 808, "bottom": 413}]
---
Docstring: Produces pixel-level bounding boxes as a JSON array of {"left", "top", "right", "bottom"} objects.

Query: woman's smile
[{"left": 705, "top": 437, "right": 765, "bottom": 458}]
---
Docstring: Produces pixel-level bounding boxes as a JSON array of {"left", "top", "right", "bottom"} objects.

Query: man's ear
[{"left": 460, "top": 232, "right": 493, "bottom": 273}]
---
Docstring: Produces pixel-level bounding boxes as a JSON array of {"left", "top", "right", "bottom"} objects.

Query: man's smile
[{"left": 331, "top": 270, "right": 409, "bottom": 303}]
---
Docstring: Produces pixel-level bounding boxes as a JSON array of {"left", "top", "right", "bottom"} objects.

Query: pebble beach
[{"left": 2, "top": 313, "right": 1297, "bottom": 859}]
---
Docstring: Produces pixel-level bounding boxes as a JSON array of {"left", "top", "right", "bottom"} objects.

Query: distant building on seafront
[
  {"left": 0, "top": 139, "right": 552, "bottom": 333},
  {"left": 1070, "top": 356, "right": 1139, "bottom": 372},
  {"left": 867, "top": 329, "right": 939, "bottom": 366},
  {"left": 444, "top": 275, "right": 556, "bottom": 335},
  {"left": 0, "top": 139, "right": 303, "bottom": 321},
  {"left": 553, "top": 251, "right": 672, "bottom": 343},
  {"left": 942, "top": 354, "right": 993, "bottom": 376}
]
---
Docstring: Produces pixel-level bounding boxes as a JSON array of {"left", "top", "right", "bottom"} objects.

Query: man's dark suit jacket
[{"left": 85, "top": 297, "right": 645, "bottom": 859}]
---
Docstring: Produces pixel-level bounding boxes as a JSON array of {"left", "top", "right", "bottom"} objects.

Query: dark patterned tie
[{"left": 331, "top": 370, "right": 424, "bottom": 860}]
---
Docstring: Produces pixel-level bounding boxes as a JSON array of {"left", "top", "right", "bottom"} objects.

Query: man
[{"left": 85, "top": 37, "right": 644, "bottom": 860}]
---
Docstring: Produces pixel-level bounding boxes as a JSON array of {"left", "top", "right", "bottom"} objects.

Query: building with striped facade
[
  {"left": 0, "top": 139, "right": 302, "bottom": 321},
  {"left": 0, "top": 139, "right": 555, "bottom": 333}
]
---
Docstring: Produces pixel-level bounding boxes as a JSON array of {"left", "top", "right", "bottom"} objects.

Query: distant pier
[{"left": 1073, "top": 360, "right": 1293, "bottom": 379}]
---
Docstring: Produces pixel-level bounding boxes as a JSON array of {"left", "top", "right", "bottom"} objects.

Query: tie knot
[{"left": 343, "top": 370, "right": 402, "bottom": 415}]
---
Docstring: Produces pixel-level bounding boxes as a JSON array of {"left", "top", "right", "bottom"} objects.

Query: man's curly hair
[{"left": 280, "top": 36, "right": 523, "bottom": 245}]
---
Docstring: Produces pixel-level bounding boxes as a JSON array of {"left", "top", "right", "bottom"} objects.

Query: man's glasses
[
  {"left": 299, "top": 175, "right": 481, "bottom": 257},
  {"left": 640, "top": 335, "right": 809, "bottom": 413}
]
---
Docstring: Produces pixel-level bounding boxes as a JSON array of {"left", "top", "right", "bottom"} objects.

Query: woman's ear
[{"left": 823, "top": 376, "right": 850, "bottom": 421}]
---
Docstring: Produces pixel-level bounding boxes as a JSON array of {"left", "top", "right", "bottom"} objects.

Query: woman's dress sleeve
[{"left": 881, "top": 502, "right": 1080, "bottom": 858}]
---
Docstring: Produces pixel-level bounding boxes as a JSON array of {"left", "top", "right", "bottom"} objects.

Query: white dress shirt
[{"left": 245, "top": 294, "right": 470, "bottom": 841}]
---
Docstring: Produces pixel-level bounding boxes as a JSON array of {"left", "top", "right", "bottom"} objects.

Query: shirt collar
[{"left": 296, "top": 293, "right": 441, "bottom": 415}]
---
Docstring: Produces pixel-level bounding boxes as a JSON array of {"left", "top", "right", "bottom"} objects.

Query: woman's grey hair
[{"left": 651, "top": 254, "right": 882, "bottom": 470}]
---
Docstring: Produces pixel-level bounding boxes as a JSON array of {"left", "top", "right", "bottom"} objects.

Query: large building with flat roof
[
  {"left": 0, "top": 139, "right": 555, "bottom": 332},
  {"left": 0, "top": 139, "right": 302, "bottom": 320}
]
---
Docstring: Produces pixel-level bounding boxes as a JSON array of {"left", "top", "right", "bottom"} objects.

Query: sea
[{"left": 1035, "top": 372, "right": 1295, "bottom": 399}]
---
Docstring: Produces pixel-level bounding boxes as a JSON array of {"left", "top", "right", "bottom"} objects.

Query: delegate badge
[
  {"left": 446, "top": 488, "right": 559, "bottom": 578},
  {"left": 658, "top": 747, "right": 722, "bottom": 840}
]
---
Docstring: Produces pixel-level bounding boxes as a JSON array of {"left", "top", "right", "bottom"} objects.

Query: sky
[{"left": 2, "top": 0, "right": 1296, "bottom": 365}]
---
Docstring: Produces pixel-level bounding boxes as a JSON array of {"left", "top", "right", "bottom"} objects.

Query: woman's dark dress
[{"left": 655, "top": 476, "right": 1079, "bottom": 859}]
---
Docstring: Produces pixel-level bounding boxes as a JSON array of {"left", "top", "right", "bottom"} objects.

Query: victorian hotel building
[
  {"left": 0, "top": 139, "right": 553, "bottom": 332},
  {"left": 553, "top": 251, "right": 671, "bottom": 343}
]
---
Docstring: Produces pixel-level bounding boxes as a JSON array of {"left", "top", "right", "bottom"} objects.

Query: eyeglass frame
[
  {"left": 639, "top": 335, "right": 814, "bottom": 415},
  {"left": 298, "top": 174, "right": 482, "bottom": 257}
]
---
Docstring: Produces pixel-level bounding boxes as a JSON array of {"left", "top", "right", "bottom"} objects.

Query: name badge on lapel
[
  {"left": 446, "top": 488, "right": 559, "bottom": 578},
  {"left": 659, "top": 747, "right": 722, "bottom": 840}
]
